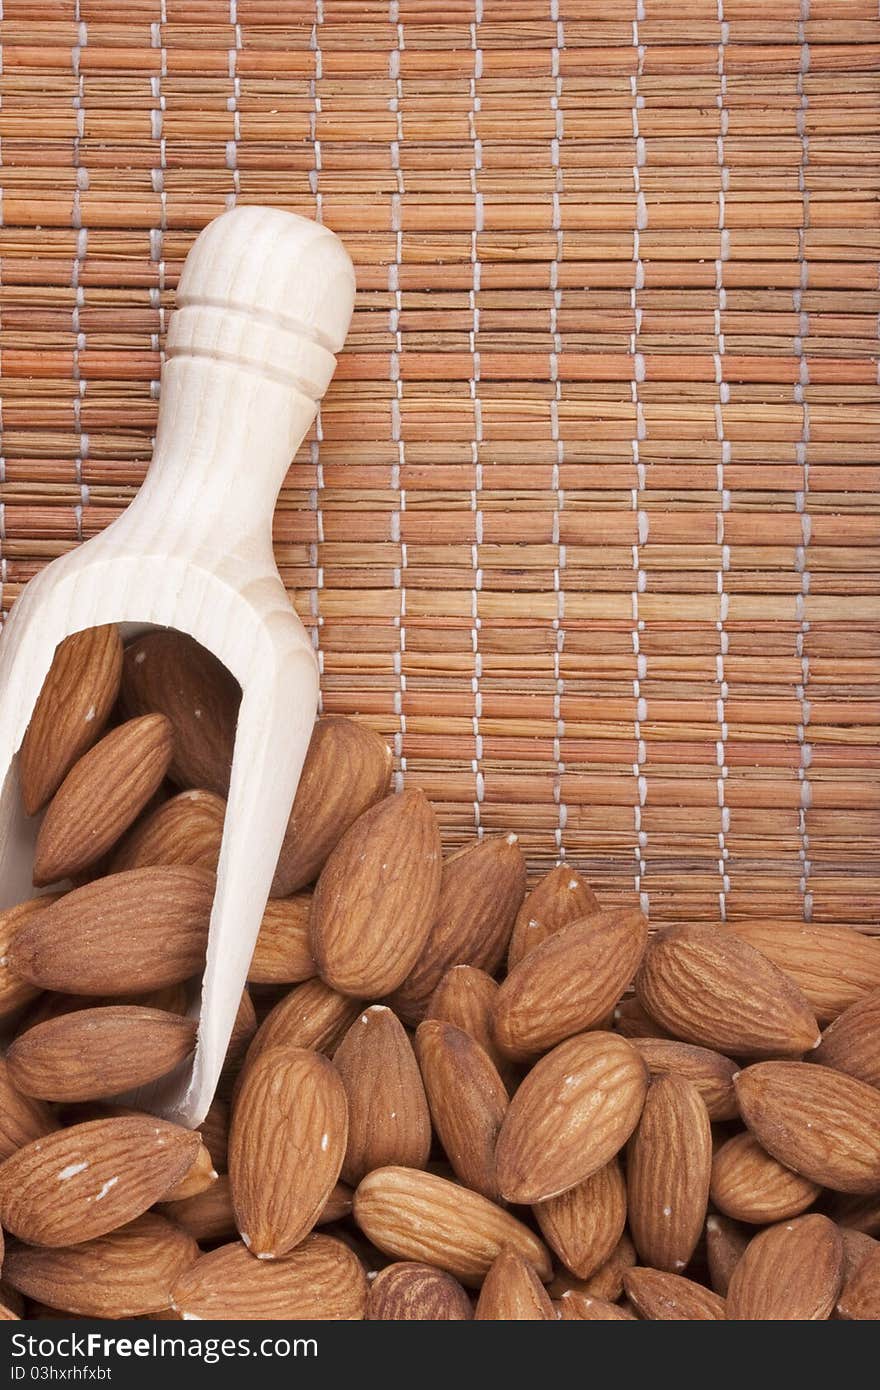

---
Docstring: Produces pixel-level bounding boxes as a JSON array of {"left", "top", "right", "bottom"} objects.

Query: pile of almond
[{"left": 0, "top": 624, "right": 877, "bottom": 1321}]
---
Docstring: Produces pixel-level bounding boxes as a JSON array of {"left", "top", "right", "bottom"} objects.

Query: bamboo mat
[{"left": 0, "top": 2, "right": 877, "bottom": 930}]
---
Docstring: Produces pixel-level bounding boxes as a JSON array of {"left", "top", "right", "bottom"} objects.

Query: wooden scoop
[{"left": 0, "top": 206, "right": 355, "bottom": 1125}]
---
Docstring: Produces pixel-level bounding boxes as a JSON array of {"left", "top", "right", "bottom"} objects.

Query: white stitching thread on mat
[
  {"left": 227, "top": 2, "right": 242, "bottom": 210},
  {"left": 309, "top": 3, "right": 327, "bottom": 702},
  {"left": 549, "top": 0, "right": 568, "bottom": 861},
  {"left": 150, "top": 4, "right": 168, "bottom": 406},
  {"left": 630, "top": 6, "right": 649, "bottom": 916},
  {"left": 469, "top": 4, "right": 485, "bottom": 833},
  {"left": 715, "top": 1, "right": 731, "bottom": 923},
  {"left": 389, "top": 3, "right": 407, "bottom": 789},
  {"left": 71, "top": 6, "right": 90, "bottom": 543},
  {"left": 795, "top": 0, "right": 814, "bottom": 921}
]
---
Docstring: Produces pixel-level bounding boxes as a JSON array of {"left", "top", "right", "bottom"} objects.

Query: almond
[
  {"left": 549, "top": 1232, "right": 637, "bottom": 1302},
  {"left": 557, "top": 1291, "right": 634, "bottom": 1320},
  {"left": 333, "top": 1006, "right": 431, "bottom": 1186},
  {"left": 628, "top": 1037, "right": 739, "bottom": 1121},
  {"left": 229, "top": 1046, "right": 347, "bottom": 1260},
  {"left": 388, "top": 834, "right": 527, "bottom": 1025},
  {"left": 0, "top": 1116, "right": 200, "bottom": 1247},
  {"left": 310, "top": 789, "right": 442, "bottom": 998},
  {"left": 492, "top": 907, "right": 648, "bottom": 1061},
  {"left": 507, "top": 864, "right": 600, "bottom": 970},
  {"left": 198, "top": 1098, "right": 229, "bottom": 1174},
  {"left": 735, "top": 1061, "right": 880, "bottom": 1194},
  {"left": 272, "top": 717, "right": 393, "bottom": 897},
  {"left": 366, "top": 1262, "right": 473, "bottom": 1320},
  {"left": 171, "top": 1233, "right": 367, "bottom": 1320},
  {"left": 353, "top": 1166, "right": 552, "bottom": 1287},
  {"left": 217, "top": 989, "right": 257, "bottom": 1099},
  {"left": 729, "top": 921, "right": 880, "bottom": 1024},
  {"left": 7, "top": 867, "right": 215, "bottom": 995},
  {"left": 414, "top": 1019, "right": 509, "bottom": 1202},
  {"left": 828, "top": 1191, "right": 880, "bottom": 1235},
  {"left": 710, "top": 1132, "right": 820, "bottom": 1224},
  {"left": 162, "top": 1142, "right": 218, "bottom": 1203},
  {"left": 0, "top": 897, "right": 58, "bottom": 1021},
  {"left": 120, "top": 630, "right": 241, "bottom": 796},
  {"left": 0, "top": 1059, "right": 57, "bottom": 1161},
  {"left": 837, "top": 1245, "right": 880, "bottom": 1320},
  {"left": 159, "top": 1174, "right": 236, "bottom": 1244},
  {"left": 705, "top": 1213, "right": 749, "bottom": 1296},
  {"left": 626, "top": 1073, "right": 711, "bottom": 1272},
  {"left": 20, "top": 625, "right": 123, "bottom": 816},
  {"left": 495, "top": 1032, "right": 647, "bottom": 1204},
  {"left": 726, "top": 1214, "right": 844, "bottom": 1320},
  {"left": 248, "top": 893, "right": 316, "bottom": 985},
  {"left": 474, "top": 1247, "right": 554, "bottom": 1320},
  {"left": 534, "top": 1158, "right": 626, "bottom": 1280},
  {"left": 635, "top": 923, "right": 820, "bottom": 1057},
  {"left": 623, "top": 1267, "right": 726, "bottom": 1320},
  {"left": 813, "top": 989, "right": 880, "bottom": 1088},
  {"left": 6, "top": 1006, "right": 198, "bottom": 1103},
  {"left": 3, "top": 1213, "right": 198, "bottom": 1318},
  {"left": 242, "top": 978, "right": 363, "bottom": 1078},
  {"left": 111, "top": 789, "right": 226, "bottom": 874},
  {"left": 613, "top": 996, "right": 673, "bottom": 1040},
  {"left": 426, "top": 965, "right": 517, "bottom": 1089}
]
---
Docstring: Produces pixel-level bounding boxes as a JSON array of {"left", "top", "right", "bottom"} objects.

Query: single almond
[
  {"left": 495, "top": 1032, "right": 648, "bottom": 1205},
  {"left": 198, "top": 1098, "right": 229, "bottom": 1175},
  {"left": 171, "top": 1233, "right": 367, "bottom": 1320},
  {"left": 388, "top": 834, "right": 527, "bottom": 1026},
  {"left": 366, "top": 1262, "right": 473, "bottom": 1320},
  {"left": 216, "top": 989, "right": 257, "bottom": 1100},
  {"left": 242, "top": 978, "right": 363, "bottom": 1079},
  {"left": 0, "top": 1116, "right": 200, "bottom": 1247},
  {"left": 0, "top": 1058, "right": 57, "bottom": 1161},
  {"left": 626, "top": 1073, "right": 712, "bottom": 1273},
  {"left": 159, "top": 1174, "right": 236, "bottom": 1244},
  {"left": 705, "top": 1214, "right": 749, "bottom": 1296},
  {"left": 414, "top": 1019, "right": 509, "bottom": 1202},
  {"left": 111, "top": 789, "right": 226, "bottom": 875},
  {"left": 120, "top": 630, "right": 241, "bottom": 796},
  {"left": 7, "top": 866, "right": 215, "bottom": 995},
  {"left": 557, "top": 1290, "right": 635, "bottom": 1320},
  {"left": 837, "top": 1245, "right": 880, "bottom": 1320},
  {"left": 0, "top": 897, "right": 59, "bottom": 1021},
  {"left": 310, "top": 789, "right": 442, "bottom": 998},
  {"left": 162, "top": 1142, "right": 218, "bottom": 1203},
  {"left": 229, "top": 1046, "right": 347, "bottom": 1259},
  {"left": 507, "top": 864, "right": 600, "bottom": 970},
  {"left": 623, "top": 1267, "right": 726, "bottom": 1320},
  {"left": 475, "top": 1247, "right": 554, "bottom": 1320},
  {"left": 426, "top": 965, "right": 517, "bottom": 1089},
  {"left": 635, "top": 923, "right": 820, "bottom": 1057},
  {"left": 735, "top": 1061, "right": 880, "bottom": 1194},
  {"left": 838, "top": 1226, "right": 879, "bottom": 1299},
  {"left": 248, "top": 893, "right": 316, "bottom": 985},
  {"left": 3, "top": 1213, "right": 198, "bottom": 1318},
  {"left": 613, "top": 996, "right": 673, "bottom": 1040},
  {"left": 828, "top": 1191, "right": 880, "bottom": 1235},
  {"left": 534, "top": 1158, "right": 627, "bottom": 1280},
  {"left": 6, "top": 1006, "right": 198, "bottom": 1103},
  {"left": 813, "top": 989, "right": 880, "bottom": 1088},
  {"left": 353, "top": 1166, "right": 552, "bottom": 1287},
  {"left": 333, "top": 1006, "right": 431, "bottom": 1187},
  {"left": 492, "top": 907, "right": 648, "bottom": 1060},
  {"left": 726, "top": 1214, "right": 844, "bottom": 1320},
  {"left": 272, "top": 716, "right": 393, "bottom": 897},
  {"left": 710, "top": 1132, "right": 820, "bottom": 1224},
  {"left": 628, "top": 1037, "right": 739, "bottom": 1121},
  {"left": 549, "top": 1232, "right": 637, "bottom": 1303},
  {"left": 729, "top": 920, "right": 880, "bottom": 1024},
  {"left": 20, "top": 625, "right": 123, "bottom": 816}
]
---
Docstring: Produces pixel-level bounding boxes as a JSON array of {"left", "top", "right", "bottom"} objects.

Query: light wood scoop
[{"left": 0, "top": 206, "right": 356, "bottom": 1125}]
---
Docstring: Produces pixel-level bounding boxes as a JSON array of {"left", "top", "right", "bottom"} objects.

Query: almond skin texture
[
  {"left": 710, "top": 1132, "right": 821, "bottom": 1224},
  {"left": 6, "top": 1006, "right": 198, "bottom": 1103},
  {"left": 475, "top": 1248, "right": 555, "bottom": 1320},
  {"left": 333, "top": 1006, "right": 431, "bottom": 1187},
  {"left": 814, "top": 989, "right": 880, "bottom": 1088},
  {"left": 162, "top": 1143, "right": 218, "bottom": 1203},
  {"left": 626, "top": 1073, "right": 712, "bottom": 1272},
  {"left": 729, "top": 921, "right": 880, "bottom": 1024},
  {"left": 550, "top": 1232, "right": 638, "bottom": 1303},
  {"left": 629, "top": 1037, "right": 739, "bottom": 1122},
  {"left": 726, "top": 1214, "right": 844, "bottom": 1320},
  {"left": 120, "top": 630, "right": 241, "bottom": 796},
  {"left": 0, "top": 1059, "right": 57, "bottom": 1161},
  {"left": 557, "top": 1291, "right": 634, "bottom": 1320},
  {"left": 495, "top": 1032, "right": 648, "bottom": 1205},
  {"left": 493, "top": 907, "right": 649, "bottom": 1061},
  {"left": 613, "top": 997, "right": 673, "bottom": 1041},
  {"left": 414, "top": 1020, "right": 509, "bottom": 1202},
  {"left": 353, "top": 1166, "right": 552, "bottom": 1287},
  {"left": 828, "top": 1192, "right": 880, "bottom": 1236},
  {"left": 426, "top": 966, "right": 517, "bottom": 1090},
  {"left": 366, "top": 1262, "right": 473, "bottom": 1320},
  {"left": 159, "top": 1175, "right": 236, "bottom": 1244},
  {"left": 20, "top": 625, "right": 123, "bottom": 816},
  {"left": 33, "top": 714, "right": 174, "bottom": 886},
  {"left": 310, "top": 789, "right": 442, "bottom": 998},
  {"left": 0, "top": 898, "right": 58, "bottom": 1021},
  {"left": 388, "top": 834, "right": 527, "bottom": 1026},
  {"left": 198, "top": 1099, "right": 229, "bottom": 1175},
  {"left": 635, "top": 923, "right": 820, "bottom": 1057},
  {"left": 3, "top": 1213, "right": 198, "bottom": 1318},
  {"left": 111, "top": 789, "right": 226, "bottom": 875},
  {"left": 0, "top": 1117, "right": 200, "bottom": 1247},
  {"left": 623, "top": 1267, "right": 726, "bottom": 1321},
  {"left": 171, "top": 1234, "right": 367, "bottom": 1320},
  {"left": 229, "top": 1046, "right": 347, "bottom": 1259},
  {"left": 507, "top": 865, "right": 600, "bottom": 970},
  {"left": 248, "top": 894, "right": 315, "bottom": 985},
  {"left": 272, "top": 717, "right": 393, "bottom": 897},
  {"left": 242, "top": 978, "right": 363, "bottom": 1079},
  {"left": 534, "top": 1158, "right": 627, "bottom": 1280},
  {"left": 705, "top": 1214, "right": 750, "bottom": 1296},
  {"left": 735, "top": 1062, "right": 880, "bottom": 1194},
  {"left": 837, "top": 1246, "right": 880, "bottom": 1320}
]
